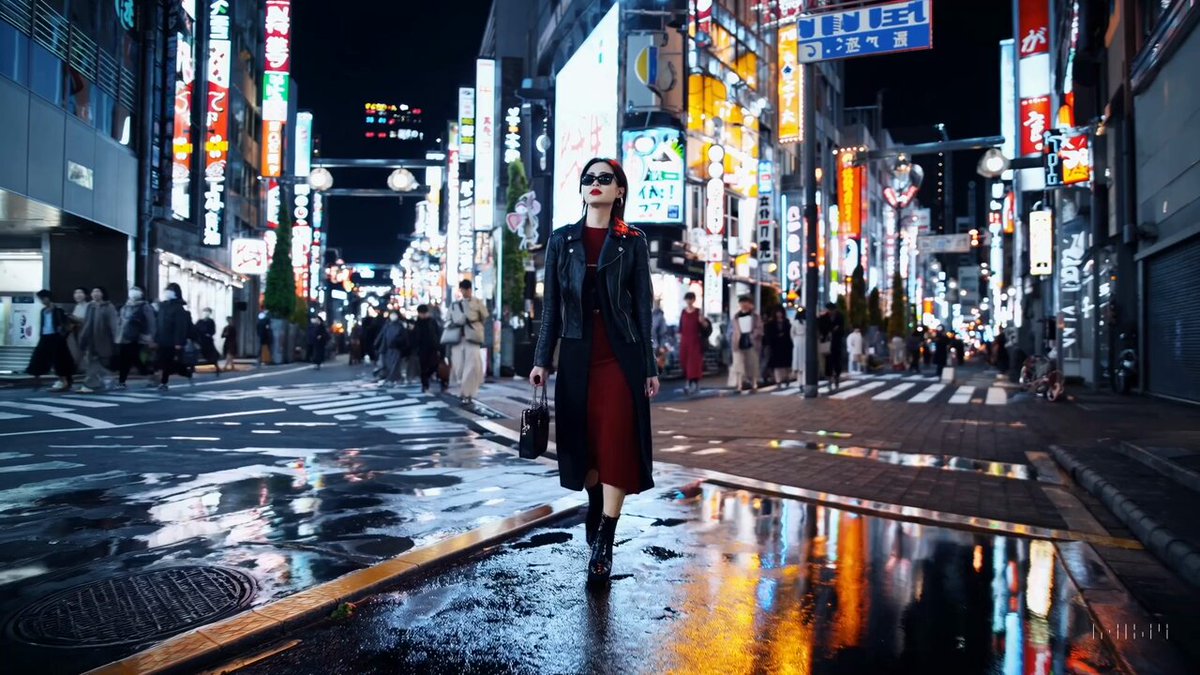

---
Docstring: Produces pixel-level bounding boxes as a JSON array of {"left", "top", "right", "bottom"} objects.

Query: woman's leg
[{"left": 601, "top": 484, "right": 625, "bottom": 518}]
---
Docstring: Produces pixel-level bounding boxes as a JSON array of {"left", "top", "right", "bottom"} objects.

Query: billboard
[
  {"left": 838, "top": 151, "right": 863, "bottom": 237},
  {"left": 777, "top": 24, "right": 802, "bottom": 144},
  {"left": 1043, "top": 129, "right": 1091, "bottom": 188},
  {"left": 261, "top": 0, "right": 291, "bottom": 178},
  {"left": 552, "top": 3, "right": 619, "bottom": 229},
  {"left": 294, "top": 111, "right": 313, "bottom": 177},
  {"left": 475, "top": 59, "right": 496, "bottom": 231},
  {"left": 458, "top": 87, "right": 476, "bottom": 162},
  {"left": 170, "top": 0, "right": 197, "bottom": 220},
  {"left": 621, "top": 127, "right": 684, "bottom": 224},
  {"left": 797, "top": 0, "right": 933, "bottom": 63},
  {"left": 201, "top": 0, "right": 231, "bottom": 247},
  {"left": 231, "top": 238, "right": 269, "bottom": 275},
  {"left": 1029, "top": 210, "right": 1052, "bottom": 275}
]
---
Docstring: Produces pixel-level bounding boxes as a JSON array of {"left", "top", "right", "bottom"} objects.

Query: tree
[
  {"left": 887, "top": 270, "right": 908, "bottom": 338},
  {"left": 848, "top": 264, "right": 868, "bottom": 332},
  {"left": 503, "top": 160, "right": 531, "bottom": 315},
  {"left": 868, "top": 287, "right": 883, "bottom": 328},
  {"left": 263, "top": 208, "right": 295, "bottom": 319}
]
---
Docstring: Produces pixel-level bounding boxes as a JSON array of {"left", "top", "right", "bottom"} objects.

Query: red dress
[
  {"left": 678, "top": 308, "right": 704, "bottom": 381},
  {"left": 583, "top": 226, "right": 642, "bottom": 494}
]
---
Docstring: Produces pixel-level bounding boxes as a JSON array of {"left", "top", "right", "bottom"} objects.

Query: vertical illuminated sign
[
  {"left": 170, "top": 0, "right": 198, "bottom": 220},
  {"left": 503, "top": 106, "right": 522, "bottom": 164},
  {"left": 838, "top": 151, "right": 862, "bottom": 237},
  {"left": 458, "top": 87, "right": 476, "bottom": 162},
  {"left": 294, "top": 111, "right": 313, "bottom": 177},
  {"left": 777, "top": 24, "right": 802, "bottom": 144},
  {"left": 474, "top": 59, "right": 496, "bottom": 231},
  {"left": 445, "top": 124, "right": 463, "bottom": 293},
  {"left": 1029, "top": 210, "right": 1052, "bottom": 275},
  {"left": 261, "top": 0, "right": 291, "bottom": 178},
  {"left": 201, "top": 0, "right": 231, "bottom": 248},
  {"left": 1017, "top": 0, "right": 1050, "bottom": 157}
]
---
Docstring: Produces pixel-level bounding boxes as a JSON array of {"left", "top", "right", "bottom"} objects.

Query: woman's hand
[
  {"left": 530, "top": 366, "right": 548, "bottom": 387},
  {"left": 645, "top": 376, "right": 660, "bottom": 398}
]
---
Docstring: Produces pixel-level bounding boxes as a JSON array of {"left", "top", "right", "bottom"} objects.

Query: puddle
[{"left": 771, "top": 441, "right": 1033, "bottom": 480}]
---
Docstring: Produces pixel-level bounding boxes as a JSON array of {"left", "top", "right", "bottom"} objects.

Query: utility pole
[{"left": 803, "top": 62, "right": 820, "bottom": 399}]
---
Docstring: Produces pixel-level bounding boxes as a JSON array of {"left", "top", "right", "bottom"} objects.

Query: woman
[
  {"left": 764, "top": 307, "right": 794, "bottom": 387},
  {"left": 194, "top": 307, "right": 222, "bottom": 376},
  {"left": 730, "top": 295, "right": 762, "bottom": 393},
  {"left": 66, "top": 286, "right": 89, "bottom": 368},
  {"left": 374, "top": 311, "right": 408, "bottom": 386},
  {"left": 77, "top": 287, "right": 120, "bottom": 392},
  {"left": 677, "top": 292, "right": 708, "bottom": 395},
  {"left": 307, "top": 316, "right": 330, "bottom": 370},
  {"left": 529, "top": 158, "right": 660, "bottom": 587},
  {"left": 221, "top": 316, "right": 237, "bottom": 371},
  {"left": 791, "top": 308, "right": 806, "bottom": 385},
  {"left": 115, "top": 287, "right": 156, "bottom": 389},
  {"left": 27, "top": 289, "right": 76, "bottom": 391}
]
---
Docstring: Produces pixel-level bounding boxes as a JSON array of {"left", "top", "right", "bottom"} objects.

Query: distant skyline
[{"left": 294, "top": 0, "right": 1011, "bottom": 263}]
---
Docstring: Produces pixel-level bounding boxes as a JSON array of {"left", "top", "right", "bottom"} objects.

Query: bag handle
[{"left": 529, "top": 381, "right": 547, "bottom": 407}]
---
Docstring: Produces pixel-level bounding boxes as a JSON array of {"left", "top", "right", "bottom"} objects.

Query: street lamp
[
  {"left": 976, "top": 148, "right": 1010, "bottom": 178},
  {"left": 387, "top": 168, "right": 418, "bottom": 193},
  {"left": 308, "top": 167, "right": 334, "bottom": 192}
]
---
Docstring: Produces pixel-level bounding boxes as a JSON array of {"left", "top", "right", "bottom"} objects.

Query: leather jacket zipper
[{"left": 615, "top": 260, "right": 637, "bottom": 342}]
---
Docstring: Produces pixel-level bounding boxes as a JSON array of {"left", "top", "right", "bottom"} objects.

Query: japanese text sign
[{"left": 797, "top": 0, "right": 932, "bottom": 64}]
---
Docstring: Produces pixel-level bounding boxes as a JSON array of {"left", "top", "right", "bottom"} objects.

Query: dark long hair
[{"left": 580, "top": 157, "right": 629, "bottom": 222}]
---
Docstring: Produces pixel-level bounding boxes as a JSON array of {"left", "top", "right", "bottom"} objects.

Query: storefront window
[{"left": 0, "top": 19, "right": 29, "bottom": 84}]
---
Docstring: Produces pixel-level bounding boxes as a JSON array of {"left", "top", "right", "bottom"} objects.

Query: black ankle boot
[
  {"left": 588, "top": 514, "right": 618, "bottom": 586},
  {"left": 585, "top": 485, "right": 603, "bottom": 546}
]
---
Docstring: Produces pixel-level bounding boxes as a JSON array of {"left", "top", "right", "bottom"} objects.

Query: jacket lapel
[{"left": 597, "top": 227, "right": 624, "bottom": 270}]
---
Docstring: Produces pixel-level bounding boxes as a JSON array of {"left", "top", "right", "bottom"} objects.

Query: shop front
[{"left": 155, "top": 249, "right": 244, "bottom": 350}]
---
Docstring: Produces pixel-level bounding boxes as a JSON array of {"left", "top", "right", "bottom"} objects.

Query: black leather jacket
[{"left": 534, "top": 220, "right": 658, "bottom": 377}]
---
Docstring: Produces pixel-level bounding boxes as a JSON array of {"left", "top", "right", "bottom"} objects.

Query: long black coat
[
  {"left": 534, "top": 219, "right": 658, "bottom": 494},
  {"left": 155, "top": 300, "right": 192, "bottom": 349}
]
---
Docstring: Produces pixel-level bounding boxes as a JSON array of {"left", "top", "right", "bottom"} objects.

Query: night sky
[{"left": 294, "top": 0, "right": 1011, "bottom": 264}]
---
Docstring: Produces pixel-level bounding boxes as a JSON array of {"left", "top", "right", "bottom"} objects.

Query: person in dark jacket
[
  {"left": 26, "top": 289, "right": 76, "bottom": 391},
  {"left": 307, "top": 316, "right": 330, "bottom": 369},
  {"left": 256, "top": 311, "right": 272, "bottom": 365},
  {"left": 77, "top": 286, "right": 120, "bottom": 392},
  {"left": 822, "top": 303, "right": 846, "bottom": 390},
  {"left": 906, "top": 329, "right": 924, "bottom": 374},
  {"left": 115, "top": 286, "right": 156, "bottom": 389},
  {"left": 221, "top": 316, "right": 237, "bottom": 372},
  {"left": 194, "top": 307, "right": 222, "bottom": 376},
  {"left": 155, "top": 283, "right": 193, "bottom": 390},
  {"left": 413, "top": 304, "right": 443, "bottom": 392},
  {"left": 374, "top": 312, "right": 409, "bottom": 385},
  {"left": 529, "top": 158, "right": 660, "bottom": 588},
  {"left": 934, "top": 328, "right": 951, "bottom": 380},
  {"left": 764, "top": 306, "right": 794, "bottom": 386}
]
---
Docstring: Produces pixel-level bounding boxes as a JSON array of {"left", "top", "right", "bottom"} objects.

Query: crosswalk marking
[
  {"left": 310, "top": 400, "right": 414, "bottom": 415},
  {"left": 908, "top": 383, "right": 947, "bottom": 403},
  {"left": 0, "top": 401, "right": 80, "bottom": 413},
  {"left": 872, "top": 383, "right": 915, "bottom": 401},
  {"left": 829, "top": 381, "right": 887, "bottom": 400},
  {"left": 0, "top": 411, "right": 30, "bottom": 420},
  {"left": 29, "top": 397, "right": 119, "bottom": 408},
  {"left": 986, "top": 387, "right": 1007, "bottom": 405},
  {"left": 299, "top": 396, "right": 388, "bottom": 411},
  {"left": 948, "top": 386, "right": 974, "bottom": 404}
]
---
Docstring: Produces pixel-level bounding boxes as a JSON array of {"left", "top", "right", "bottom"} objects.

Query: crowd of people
[{"left": 26, "top": 283, "right": 231, "bottom": 393}]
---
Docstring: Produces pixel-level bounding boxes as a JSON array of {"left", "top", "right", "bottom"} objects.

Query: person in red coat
[{"left": 678, "top": 292, "right": 709, "bottom": 395}]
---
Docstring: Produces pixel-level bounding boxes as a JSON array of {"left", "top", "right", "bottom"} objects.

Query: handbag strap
[{"left": 530, "top": 383, "right": 547, "bottom": 407}]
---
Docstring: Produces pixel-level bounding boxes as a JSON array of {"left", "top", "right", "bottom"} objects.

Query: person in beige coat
[
  {"left": 729, "top": 295, "right": 763, "bottom": 392},
  {"left": 77, "top": 287, "right": 120, "bottom": 392},
  {"left": 447, "top": 279, "right": 490, "bottom": 405}
]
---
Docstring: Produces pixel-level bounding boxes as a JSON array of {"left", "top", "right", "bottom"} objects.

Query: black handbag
[{"left": 518, "top": 384, "right": 550, "bottom": 459}]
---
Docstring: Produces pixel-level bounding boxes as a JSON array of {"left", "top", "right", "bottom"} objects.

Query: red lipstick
[{"left": 589, "top": 188, "right": 602, "bottom": 195}]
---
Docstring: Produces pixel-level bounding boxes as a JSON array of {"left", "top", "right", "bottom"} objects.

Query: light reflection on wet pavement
[{"left": 242, "top": 483, "right": 1119, "bottom": 675}]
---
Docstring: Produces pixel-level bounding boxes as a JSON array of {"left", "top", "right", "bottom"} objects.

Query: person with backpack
[
  {"left": 374, "top": 311, "right": 409, "bottom": 386},
  {"left": 678, "top": 292, "right": 709, "bottom": 395}
]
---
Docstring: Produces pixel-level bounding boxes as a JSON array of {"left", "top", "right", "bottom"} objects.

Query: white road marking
[
  {"left": 29, "top": 397, "right": 118, "bottom": 408},
  {"left": 47, "top": 412, "right": 116, "bottom": 428},
  {"left": 299, "top": 396, "right": 388, "bottom": 411},
  {"left": 948, "top": 386, "right": 974, "bottom": 404},
  {"left": 908, "top": 383, "right": 947, "bottom": 403},
  {"left": 311, "top": 400, "right": 414, "bottom": 415},
  {"left": 0, "top": 401, "right": 80, "bottom": 413},
  {"left": 0, "top": 412, "right": 30, "bottom": 420},
  {"left": 0, "top": 461, "right": 86, "bottom": 473},
  {"left": 0, "top": 408, "right": 287, "bottom": 438},
  {"left": 872, "top": 383, "right": 916, "bottom": 401},
  {"left": 78, "top": 394, "right": 163, "bottom": 403},
  {"left": 829, "top": 381, "right": 887, "bottom": 399},
  {"left": 986, "top": 387, "right": 1007, "bottom": 405}
]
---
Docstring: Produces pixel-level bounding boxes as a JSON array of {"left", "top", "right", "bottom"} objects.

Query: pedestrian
[
  {"left": 846, "top": 327, "right": 865, "bottom": 375},
  {"left": 822, "top": 302, "right": 846, "bottom": 389},
  {"left": 995, "top": 331, "right": 1010, "bottom": 373},
  {"left": 256, "top": 311, "right": 273, "bottom": 365},
  {"left": 934, "top": 328, "right": 951, "bottom": 380},
  {"left": 413, "top": 304, "right": 444, "bottom": 393},
  {"left": 906, "top": 330, "right": 923, "bottom": 373},
  {"left": 348, "top": 322, "right": 363, "bottom": 365},
  {"left": 65, "top": 286, "right": 89, "bottom": 369},
  {"left": 791, "top": 308, "right": 806, "bottom": 385},
  {"left": 729, "top": 295, "right": 762, "bottom": 393},
  {"left": 447, "top": 279, "right": 489, "bottom": 405},
  {"left": 529, "top": 157, "right": 659, "bottom": 588},
  {"left": 194, "top": 307, "right": 222, "bottom": 376},
  {"left": 77, "top": 286, "right": 120, "bottom": 392},
  {"left": 115, "top": 286, "right": 156, "bottom": 389},
  {"left": 374, "top": 311, "right": 408, "bottom": 386},
  {"left": 890, "top": 333, "right": 907, "bottom": 371},
  {"left": 26, "top": 289, "right": 76, "bottom": 391},
  {"left": 307, "top": 316, "right": 329, "bottom": 369},
  {"left": 764, "top": 306, "right": 794, "bottom": 386},
  {"left": 221, "top": 316, "right": 237, "bottom": 372},
  {"left": 154, "top": 282, "right": 193, "bottom": 390},
  {"left": 677, "top": 292, "right": 708, "bottom": 395}
]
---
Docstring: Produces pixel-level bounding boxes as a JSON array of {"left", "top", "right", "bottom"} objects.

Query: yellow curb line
[{"left": 85, "top": 495, "right": 584, "bottom": 675}]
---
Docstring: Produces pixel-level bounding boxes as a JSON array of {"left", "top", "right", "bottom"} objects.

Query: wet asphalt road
[
  {"left": 0, "top": 365, "right": 574, "bottom": 673},
  {"left": 240, "top": 483, "right": 1119, "bottom": 675}
]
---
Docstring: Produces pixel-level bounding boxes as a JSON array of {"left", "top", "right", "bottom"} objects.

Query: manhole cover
[{"left": 7, "top": 565, "right": 256, "bottom": 647}]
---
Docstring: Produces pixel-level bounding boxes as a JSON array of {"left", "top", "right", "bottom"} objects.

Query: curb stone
[
  {"left": 1050, "top": 445, "right": 1200, "bottom": 591},
  {"left": 1115, "top": 441, "right": 1200, "bottom": 493}
]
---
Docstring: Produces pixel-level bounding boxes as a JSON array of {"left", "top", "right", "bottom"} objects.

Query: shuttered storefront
[{"left": 1144, "top": 235, "right": 1200, "bottom": 402}]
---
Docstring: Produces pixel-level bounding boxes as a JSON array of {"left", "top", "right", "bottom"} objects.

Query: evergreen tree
[
  {"left": 263, "top": 208, "right": 295, "bottom": 319},
  {"left": 848, "top": 264, "right": 868, "bottom": 331},
  {"left": 868, "top": 287, "right": 883, "bottom": 328},
  {"left": 503, "top": 160, "right": 531, "bottom": 314},
  {"left": 887, "top": 270, "right": 908, "bottom": 338}
]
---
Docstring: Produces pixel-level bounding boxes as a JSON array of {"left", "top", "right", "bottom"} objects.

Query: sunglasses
[{"left": 580, "top": 173, "right": 617, "bottom": 186}]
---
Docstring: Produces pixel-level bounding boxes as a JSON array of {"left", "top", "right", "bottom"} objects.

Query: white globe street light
[
  {"left": 977, "top": 148, "right": 1010, "bottom": 178},
  {"left": 308, "top": 167, "right": 334, "bottom": 192},
  {"left": 387, "top": 168, "right": 418, "bottom": 193}
]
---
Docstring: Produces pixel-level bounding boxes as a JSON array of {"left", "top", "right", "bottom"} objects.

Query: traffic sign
[
  {"left": 917, "top": 233, "right": 972, "bottom": 254},
  {"left": 797, "top": 0, "right": 933, "bottom": 64}
]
